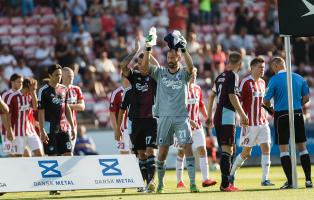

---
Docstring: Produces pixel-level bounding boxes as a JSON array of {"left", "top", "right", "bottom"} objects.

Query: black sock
[
  {"left": 300, "top": 153, "right": 312, "bottom": 181},
  {"left": 220, "top": 152, "right": 231, "bottom": 188},
  {"left": 146, "top": 155, "right": 156, "bottom": 183},
  {"left": 280, "top": 155, "right": 292, "bottom": 184},
  {"left": 139, "top": 159, "right": 148, "bottom": 183}
]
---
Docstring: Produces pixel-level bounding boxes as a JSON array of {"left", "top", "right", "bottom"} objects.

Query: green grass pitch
[{"left": 2, "top": 166, "right": 314, "bottom": 200}]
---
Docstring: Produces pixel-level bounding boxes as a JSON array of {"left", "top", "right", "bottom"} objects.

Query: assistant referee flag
[{"left": 278, "top": 0, "right": 314, "bottom": 36}]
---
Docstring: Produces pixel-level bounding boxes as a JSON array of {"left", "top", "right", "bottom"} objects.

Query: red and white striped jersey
[
  {"left": 187, "top": 84, "right": 205, "bottom": 130},
  {"left": 9, "top": 91, "right": 36, "bottom": 136},
  {"left": 66, "top": 85, "right": 84, "bottom": 130},
  {"left": 239, "top": 75, "right": 268, "bottom": 126},
  {"left": 109, "top": 87, "right": 128, "bottom": 132},
  {"left": 1, "top": 89, "right": 15, "bottom": 135}
]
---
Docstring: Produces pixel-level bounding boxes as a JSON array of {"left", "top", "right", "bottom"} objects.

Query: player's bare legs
[{"left": 33, "top": 149, "right": 44, "bottom": 157}]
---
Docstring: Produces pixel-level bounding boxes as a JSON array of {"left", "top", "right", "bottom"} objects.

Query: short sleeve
[
  {"left": 38, "top": 90, "right": 47, "bottom": 110},
  {"left": 76, "top": 87, "right": 84, "bottom": 100},
  {"left": 148, "top": 64, "right": 160, "bottom": 81},
  {"left": 120, "top": 90, "right": 130, "bottom": 110},
  {"left": 264, "top": 78, "right": 275, "bottom": 101},
  {"left": 109, "top": 91, "right": 120, "bottom": 113},
  {"left": 301, "top": 79, "right": 310, "bottom": 96},
  {"left": 226, "top": 73, "right": 237, "bottom": 95}
]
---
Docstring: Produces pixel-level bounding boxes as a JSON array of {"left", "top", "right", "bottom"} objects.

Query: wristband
[
  {"left": 146, "top": 47, "right": 152, "bottom": 51},
  {"left": 181, "top": 48, "right": 186, "bottom": 53}
]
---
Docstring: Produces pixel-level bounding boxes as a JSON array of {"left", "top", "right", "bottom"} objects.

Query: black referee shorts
[
  {"left": 130, "top": 118, "right": 157, "bottom": 151},
  {"left": 274, "top": 110, "right": 306, "bottom": 145}
]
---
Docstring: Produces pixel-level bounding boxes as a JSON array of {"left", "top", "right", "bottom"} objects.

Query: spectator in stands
[
  {"left": 218, "top": 27, "right": 234, "bottom": 51},
  {"left": 69, "top": 0, "right": 87, "bottom": 16},
  {"left": 256, "top": 28, "right": 275, "bottom": 55},
  {"left": 55, "top": 36, "right": 74, "bottom": 67},
  {"left": 212, "top": 44, "right": 226, "bottom": 78},
  {"left": 87, "top": 0, "right": 103, "bottom": 37},
  {"left": 113, "top": 37, "right": 128, "bottom": 62},
  {"left": 0, "top": 46, "right": 17, "bottom": 82},
  {"left": 247, "top": 11, "right": 261, "bottom": 35},
  {"left": 101, "top": 8, "right": 116, "bottom": 37},
  {"left": 21, "top": 0, "right": 34, "bottom": 16},
  {"left": 74, "top": 125, "right": 98, "bottom": 155},
  {"left": 95, "top": 51, "right": 116, "bottom": 73},
  {"left": 232, "top": 27, "right": 254, "bottom": 51},
  {"left": 34, "top": 40, "right": 54, "bottom": 67},
  {"left": 168, "top": 0, "right": 188, "bottom": 36},
  {"left": 14, "top": 57, "right": 33, "bottom": 78},
  {"left": 234, "top": 1, "right": 249, "bottom": 34},
  {"left": 199, "top": 0, "right": 211, "bottom": 25}
]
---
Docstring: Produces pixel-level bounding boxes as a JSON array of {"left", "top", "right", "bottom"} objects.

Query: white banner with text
[{"left": 0, "top": 154, "right": 144, "bottom": 192}]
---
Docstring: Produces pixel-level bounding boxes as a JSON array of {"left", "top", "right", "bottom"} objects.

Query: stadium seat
[
  {"left": 23, "top": 47, "right": 37, "bottom": 59},
  {"left": 24, "top": 17, "right": 38, "bottom": 25},
  {"left": 24, "top": 25, "right": 39, "bottom": 36},
  {"left": 0, "top": 35, "right": 11, "bottom": 45},
  {"left": 11, "top": 17, "right": 24, "bottom": 25},
  {"left": 0, "top": 25, "right": 10, "bottom": 36},
  {"left": 10, "top": 36, "right": 25, "bottom": 47},
  {"left": 40, "top": 7, "right": 53, "bottom": 15},
  {"left": 24, "top": 36, "right": 39, "bottom": 47},
  {"left": 39, "top": 15, "right": 56, "bottom": 25},
  {"left": 0, "top": 17, "right": 10, "bottom": 25},
  {"left": 38, "top": 25, "right": 53, "bottom": 36},
  {"left": 40, "top": 36, "right": 56, "bottom": 46},
  {"left": 10, "top": 25, "right": 25, "bottom": 36}
]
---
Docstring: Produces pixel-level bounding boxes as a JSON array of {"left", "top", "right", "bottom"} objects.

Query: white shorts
[
  {"left": 240, "top": 124, "right": 271, "bottom": 147},
  {"left": 173, "top": 128, "right": 206, "bottom": 150},
  {"left": 9, "top": 135, "right": 42, "bottom": 155},
  {"left": 116, "top": 130, "right": 132, "bottom": 152}
]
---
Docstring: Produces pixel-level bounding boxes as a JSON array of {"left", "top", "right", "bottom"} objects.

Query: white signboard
[{"left": 0, "top": 155, "right": 144, "bottom": 192}]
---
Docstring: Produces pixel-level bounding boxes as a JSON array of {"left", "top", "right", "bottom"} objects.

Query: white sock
[
  {"left": 199, "top": 156, "right": 209, "bottom": 181},
  {"left": 230, "top": 154, "right": 246, "bottom": 176},
  {"left": 261, "top": 154, "right": 271, "bottom": 182},
  {"left": 176, "top": 156, "right": 184, "bottom": 183}
]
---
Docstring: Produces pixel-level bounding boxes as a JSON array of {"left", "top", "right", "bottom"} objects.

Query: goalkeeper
[{"left": 142, "top": 28, "right": 199, "bottom": 193}]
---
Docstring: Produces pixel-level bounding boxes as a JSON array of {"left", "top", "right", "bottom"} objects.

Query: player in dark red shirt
[
  {"left": 38, "top": 64, "right": 76, "bottom": 157},
  {"left": 206, "top": 52, "right": 248, "bottom": 192},
  {"left": 119, "top": 39, "right": 160, "bottom": 192}
]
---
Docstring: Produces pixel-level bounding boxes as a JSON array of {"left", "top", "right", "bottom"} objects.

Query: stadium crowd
[{"left": 0, "top": 0, "right": 314, "bottom": 126}]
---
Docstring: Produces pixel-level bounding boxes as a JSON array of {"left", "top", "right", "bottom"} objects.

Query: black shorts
[
  {"left": 44, "top": 131, "right": 72, "bottom": 155},
  {"left": 130, "top": 118, "right": 157, "bottom": 151},
  {"left": 274, "top": 110, "right": 306, "bottom": 145},
  {"left": 214, "top": 125, "right": 235, "bottom": 146}
]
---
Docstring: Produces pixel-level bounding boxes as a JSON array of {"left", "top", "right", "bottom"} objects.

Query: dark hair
[
  {"left": 138, "top": 53, "right": 144, "bottom": 59},
  {"left": 250, "top": 57, "right": 265, "bottom": 67},
  {"left": 10, "top": 73, "right": 23, "bottom": 82},
  {"left": 48, "top": 64, "right": 62, "bottom": 75},
  {"left": 22, "top": 78, "right": 31, "bottom": 89},
  {"left": 228, "top": 51, "right": 242, "bottom": 65}
]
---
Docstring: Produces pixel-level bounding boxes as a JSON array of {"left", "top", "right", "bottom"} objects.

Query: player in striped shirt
[
  {"left": 175, "top": 68, "right": 217, "bottom": 188},
  {"left": 1, "top": 74, "right": 23, "bottom": 155},
  {"left": 8, "top": 78, "right": 43, "bottom": 157},
  {"left": 230, "top": 57, "right": 274, "bottom": 187},
  {"left": 62, "top": 67, "right": 85, "bottom": 150},
  {"left": 109, "top": 76, "right": 132, "bottom": 154}
]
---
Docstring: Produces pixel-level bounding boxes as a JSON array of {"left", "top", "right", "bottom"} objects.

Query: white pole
[{"left": 284, "top": 36, "right": 298, "bottom": 188}]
